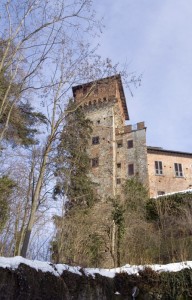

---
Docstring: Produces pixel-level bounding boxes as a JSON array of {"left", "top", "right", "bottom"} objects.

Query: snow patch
[
  {"left": 155, "top": 188, "right": 192, "bottom": 199},
  {"left": 0, "top": 257, "right": 192, "bottom": 278},
  {"left": 0, "top": 256, "right": 82, "bottom": 276},
  {"left": 114, "top": 291, "right": 121, "bottom": 295}
]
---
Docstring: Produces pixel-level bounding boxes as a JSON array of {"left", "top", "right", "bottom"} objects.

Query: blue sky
[{"left": 94, "top": 0, "right": 192, "bottom": 152}]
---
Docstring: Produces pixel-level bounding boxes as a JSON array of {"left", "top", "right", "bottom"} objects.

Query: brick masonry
[{"left": 147, "top": 148, "right": 192, "bottom": 197}]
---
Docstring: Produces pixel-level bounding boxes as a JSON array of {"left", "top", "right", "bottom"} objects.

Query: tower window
[
  {"left": 92, "top": 136, "right": 99, "bottom": 145},
  {"left": 127, "top": 140, "right": 133, "bottom": 149},
  {"left": 117, "top": 163, "right": 121, "bottom": 168},
  {"left": 128, "top": 164, "right": 134, "bottom": 176},
  {"left": 117, "top": 140, "right": 123, "bottom": 148},
  {"left": 92, "top": 157, "right": 99, "bottom": 168},
  {"left": 117, "top": 178, "right": 121, "bottom": 184},
  {"left": 155, "top": 161, "right": 163, "bottom": 175},
  {"left": 174, "top": 163, "right": 183, "bottom": 177}
]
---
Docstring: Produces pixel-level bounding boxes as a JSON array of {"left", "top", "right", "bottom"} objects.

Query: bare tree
[
  {"left": 0, "top": 147, "right": 51, "bottom": 257},
  {"left": 0, "top": 0, "right": 141, "bottom": 259},
  {"left": 0, "top": 0, "right": 103, "bottom": 144}
]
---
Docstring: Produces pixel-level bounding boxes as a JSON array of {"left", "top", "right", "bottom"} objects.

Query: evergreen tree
[
  {"left": 111, "top": 199, "right": 125, "bottom": 266},
  {"left": 54, "top": 99, "right": 97, "bottom": 209},
  {"left": 0, "top": 39, "right": 47, "bottom": 146},
  {"left": 51, "top": 100, "right": 100, "bottom": 265},
  {"left": 0, "top": 176, "right": 16, "bottom": 232}
]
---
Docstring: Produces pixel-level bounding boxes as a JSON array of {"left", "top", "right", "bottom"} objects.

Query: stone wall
[
  {"left": 115, "top": 122, "right": 148, "bottom": 196},
  {"left": 1, "top": 261, "right": 192, "bottom": 300},
  {"left": 85, "top": 101, "right": 115, "bottom": 199}
]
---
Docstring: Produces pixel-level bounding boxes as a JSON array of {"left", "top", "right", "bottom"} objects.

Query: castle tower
[
  {"left": 72, "top": 75, "right": 148, "bottom": 267},
  {"left": 73, "top": 74, "right": 148, "bottom": 200}
]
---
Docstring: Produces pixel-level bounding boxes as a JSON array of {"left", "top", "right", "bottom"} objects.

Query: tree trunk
[{"left": 20, "top": 142, "right": 51, "bottom": 257}]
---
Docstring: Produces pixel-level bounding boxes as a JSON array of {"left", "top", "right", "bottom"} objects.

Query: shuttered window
[
  {"left": 155, "top": 161, "right": 163, "bottom": 175},
  {"left": 174, "top": 163, "right": 183, "bottom": 177}
]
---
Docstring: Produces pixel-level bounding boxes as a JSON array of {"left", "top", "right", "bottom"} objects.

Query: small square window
[
  {"left": 117, "top": 140, "right": 123, "bottom": 148},
  {"left": 92, "top": 157, "right": 99, "bottom": 168},
  {"left": 92, "top": 136, "right": 99, "bottom": 145},
  {"left": 155, "top": 161, "right": 163, "bottom": 175},
  {"left": 128, "top": 164, "right": 134, "bottom": 176},
  {"left": 174, "top": 163, "right": 183, "bottom": 177},
  {"left": 117, "top": 163, "right": 121, "bottom": 168},
  {"left": 127, "top": 140, "right": 133, "bottom": 149},
  {"left": 117, "top": 178, "right": 121, "bottom": 184}
]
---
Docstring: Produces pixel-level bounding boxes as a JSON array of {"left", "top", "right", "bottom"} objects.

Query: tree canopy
[{"left": 0, "top": 40, "right": 47, "bottom": 146}]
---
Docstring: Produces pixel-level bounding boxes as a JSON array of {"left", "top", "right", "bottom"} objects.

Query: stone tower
[
  {"left": 71, "top": 75, "right": 192, "bottom": 268},
  {"left": 73, "top": 74, "right": 148, "bottom": 201},
  {"left": 73, "top": 75, "right": 148, "bottom": 267}
]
